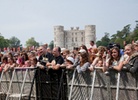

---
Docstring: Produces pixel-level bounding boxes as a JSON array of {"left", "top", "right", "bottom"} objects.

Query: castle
[{"left": 54, "top": 25, "right": 96, "bottom": 50}]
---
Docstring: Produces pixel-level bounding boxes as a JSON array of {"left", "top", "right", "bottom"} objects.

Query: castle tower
[
  {"left": 54, "top": 26, "right": 65, "bottom": 48},
  {"left": 85, "top": 25, "right": 96, "bottom": 48}
]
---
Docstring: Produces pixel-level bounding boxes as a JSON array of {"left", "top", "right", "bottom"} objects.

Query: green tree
[
  {"left": 110, "top": 24, "right": 131, "bottom": 47},
  {"left": 97, "top": 21, "right": 138, "bottom": 47},
  {"left": 25, "top": 37, "right": 39, "bottom": 47},
  {"left": 122, "top": 24, "right": 131, "bottom": 38},
  {"left": 9, "top": 36, "right": 21, "bottom": 48},
  {"left": 96, "top": 40, "right": 102, "bottom": 47},
  {"left": 96, "top": 32, "right": 110, "bottom": 47},
  {"left": 110, "top": 34, "right": 117, "bottom": 43},
  {"left": 134, "top": 20, "right": 138, "bottom": 30},
  {"left": 49, "top": 40, "right": 54, "bottom": 50},
  {"left": 0, "top": 33, "right": 10, "bottom": 48},
  {"left": 131, "top": 21, "right": 138, "bottom": 41}
]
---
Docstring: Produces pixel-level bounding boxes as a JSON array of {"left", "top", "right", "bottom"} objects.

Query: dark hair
[
  {"left": 80, "top": 44, "right": 88, "bottom": 54},
  {"left": 22, "top": 52, "right": 29, "bottom": 61},
  {"left": 73, "top": 47, "right": 79, "bottom": 51},
  {"left": 90, "top": 40, "right": 94, "bottom": 44},
  {"left": 57, "top": 47, "right": 61, "bottom": 53},
  {"left": 109, "top": 46, "right": 121, "bottom": 66},
  {"left": 2, "top": 56, "right": 8, "bottom": 63},
  {"left": 9, "top": 57, "right": 15, "bottom": 63},
  {"left": 107, "top": 43, "right": 121, "bottom": 49},
  {"left": 80, "top": 52, "right": 89, "bottom": 66},
  {"left": 32, "top": 57, "right": 37, "bottom": 65},
  {"left": 8, "top": 52, "right": 13, "bottom": 58}
]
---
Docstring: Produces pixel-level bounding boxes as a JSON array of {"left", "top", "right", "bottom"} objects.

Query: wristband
[{"left": 50, "top": 66, "right": 52, "bottom": 69}]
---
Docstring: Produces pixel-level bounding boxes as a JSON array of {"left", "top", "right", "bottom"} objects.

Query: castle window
[
  {"left": 81, "top": 37, "right": 83, "bottom": 42},
  {"left": 66, "top": 37, "right": 67, "bottom": 42},
  {"left": 81, "top": 32, "right": 83, "bottom": 35},
  {"left": 66, "top": 45, "right": 68, "bottom": 48},
  {"left": 75, "top": 33, "right": 77, "bottom": 35},
  {"left": 72, "top": 38, "right": 74, "bottom": 42},
  {"left": 75, "top": 37, "right": 77, "bottom": 42}
]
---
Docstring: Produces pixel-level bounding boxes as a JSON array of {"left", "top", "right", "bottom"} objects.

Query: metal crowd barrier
[
  {"left": 116, "top": 70, "right": 138, "bottom": 100},
  {"left": 67, "top": 67, "right": 138, "bottom": 100},
  {"left": 0, "top": 67, "right": 36, "bottom": 100},
  {"left": 35, "top": 67, "right": 67, "bottom": 100},
  {"left": 0, "top": 70, "right": 12, "bottom": 100},
  {"left": 68, "top": 69, "right": 92, "bottom": 100},
  {"left": 0, "top": 66, "right": 138, "bottom": 100}
]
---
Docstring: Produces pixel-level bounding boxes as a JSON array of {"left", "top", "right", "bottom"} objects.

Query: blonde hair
[{"left": 125, "top": 44, "right": 135, "bottom": 51}]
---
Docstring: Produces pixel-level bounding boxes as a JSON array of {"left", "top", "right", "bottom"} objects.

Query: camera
[{"left": 39, "top": 57, "right": 48, "bottom": 66}]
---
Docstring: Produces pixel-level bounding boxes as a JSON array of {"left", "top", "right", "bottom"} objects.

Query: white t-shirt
[
  {"left": 106, "top": 55, "right": 124, "bottom": 67},
  {"left": 90, "top": 44, "right": 97, "bottom": 49}
]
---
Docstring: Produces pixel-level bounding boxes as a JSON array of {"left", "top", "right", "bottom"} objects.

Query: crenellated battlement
[{"left": 54, "top": 25, "right": 96, "bottom": 50}]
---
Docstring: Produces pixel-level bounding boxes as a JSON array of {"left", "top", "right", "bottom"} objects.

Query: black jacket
[{"left": 125, "top": 53, "right": 138, "bottom": 73}]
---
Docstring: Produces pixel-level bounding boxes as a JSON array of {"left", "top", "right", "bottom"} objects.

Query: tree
[
  {"left": 96, "top": 40, "right": 102, "bottom": 47},
  {"left": 25, "top": 37, "right": 39, "bottom": 47},
  {"left": 49, "top": 40, "right": 54, "bottom": 50},
  {"left": 110, "top": 24, "right": 131, "bottom": 47},
  {"left": 96, "top": 32, "right": 110, "bottom": 47},
  {"left": 9, "top": 36, "right": 21, "bottom": 48},
  {"left": 0, "top": 33, "right": 10, "bottom": 48},
  {"left": 134, "top": 20, "right": 138, "bottom": 30},
  {"left": 110, "top": 34, "right": 117, "bottom": 43},
  {"left": 97, "top": 21, "right": 138, "bottom": 47}
]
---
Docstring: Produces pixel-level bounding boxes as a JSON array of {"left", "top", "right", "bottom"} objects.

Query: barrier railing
[
  {"left": 0, "top": 70, "right": 13, "bottom": 100},
  {"left": 4, "top": 67, "right": 36, "bottom": 100},
  {"left": 0, "top": 66, "right": 138, "bottom": 100},
  {"left": 35, "top": 67, "right": 67, "bottom": 100},
  {"left": 68, "top": 69, "right": 92, "bottom": 100},
  {"left": 67, "top": 67, "right": 138, "bottom": 100},
  {"left": 116, "top": 70, "right": 138, "bottom": 100}
]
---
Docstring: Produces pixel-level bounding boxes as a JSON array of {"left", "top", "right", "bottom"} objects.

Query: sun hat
[{"left": 66, "top": 57, "right": 75, "bottom": 64}]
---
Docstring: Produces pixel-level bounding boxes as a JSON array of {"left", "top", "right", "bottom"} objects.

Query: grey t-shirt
[{"left": 76, "top": 62, "right": 90, "bottom": 73}]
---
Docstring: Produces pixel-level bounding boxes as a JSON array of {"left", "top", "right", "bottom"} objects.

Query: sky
[{"left": 0, "top": 0, "right": 138, "bottom": 47}]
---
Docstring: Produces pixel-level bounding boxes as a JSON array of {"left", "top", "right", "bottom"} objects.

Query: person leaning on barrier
[
  {"left": 88, "top": 46, "right": 106, "bottom": 72},
  {"left": 37, "top": 45, "right": 53, "bottom": 69},
  {"left": 28, "top": 51, "right": 36, "bottom": 60},
  {"left": 80, "top": 44, "right": 89, "bottom": 55},
  {"left": 123, "top": 44, "right": 138, "bottom": 73},
  {"left": 64, "top": 49, "right": 86, "bottom": 69},
  {"left": 65, "top": 56, "right": 75, "bottom": 69},
  {"left": 46, "top": 46, "right": 64, "bottom": 70},
  {"left": 133, "top": 40, "right": 138, "bottom": 52},
  {"left": 3, "top": 57, "right": 16, "bottom": 72},
  {"left": 61, "top": 49, "right": 70, "bottom": 61},
  {"left": 72, "top": 47, "right": 80, "bottom": 67},
  {"left": 76, "top": 50, "right": 90, "bottom": 74},
  {"left": 24, "top": 60, "right": 31, "bottom": 67},
  {"left": 105, "top": 46, "right": 124, "bottom": 71},
  {"left": 30, "top": 57, "right": 38, "bottom": 67},
  {"left": 89, "top": 48, "right": 98, "bottom": 64},
  {"left": 96, "top": 60, "right": 103, "bottom": 67},
  {"left": 0, "top": 56, "right": 8, "bottom": 72},
  {"left": 17, "top": 56, "right": 25, "bottom": 67}
]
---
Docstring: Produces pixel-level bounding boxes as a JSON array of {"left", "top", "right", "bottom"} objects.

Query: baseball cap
[
  {"left": 79, "top": 49, "right": 86, "bottom": 53},
  {"left": 134, "top": 40, "right": 138, "bottom": 45},
  {"left": 66, "top": 57, "right": 75, "bottom": 64}
]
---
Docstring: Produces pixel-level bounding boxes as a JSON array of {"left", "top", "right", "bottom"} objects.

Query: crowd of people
[{"left": 0, "top": 40, "right": 138, "bottom": 75}]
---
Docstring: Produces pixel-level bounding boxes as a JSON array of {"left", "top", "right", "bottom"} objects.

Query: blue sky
[{"left": 0, "top": 0, "right": 138, "bottom": 47}]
